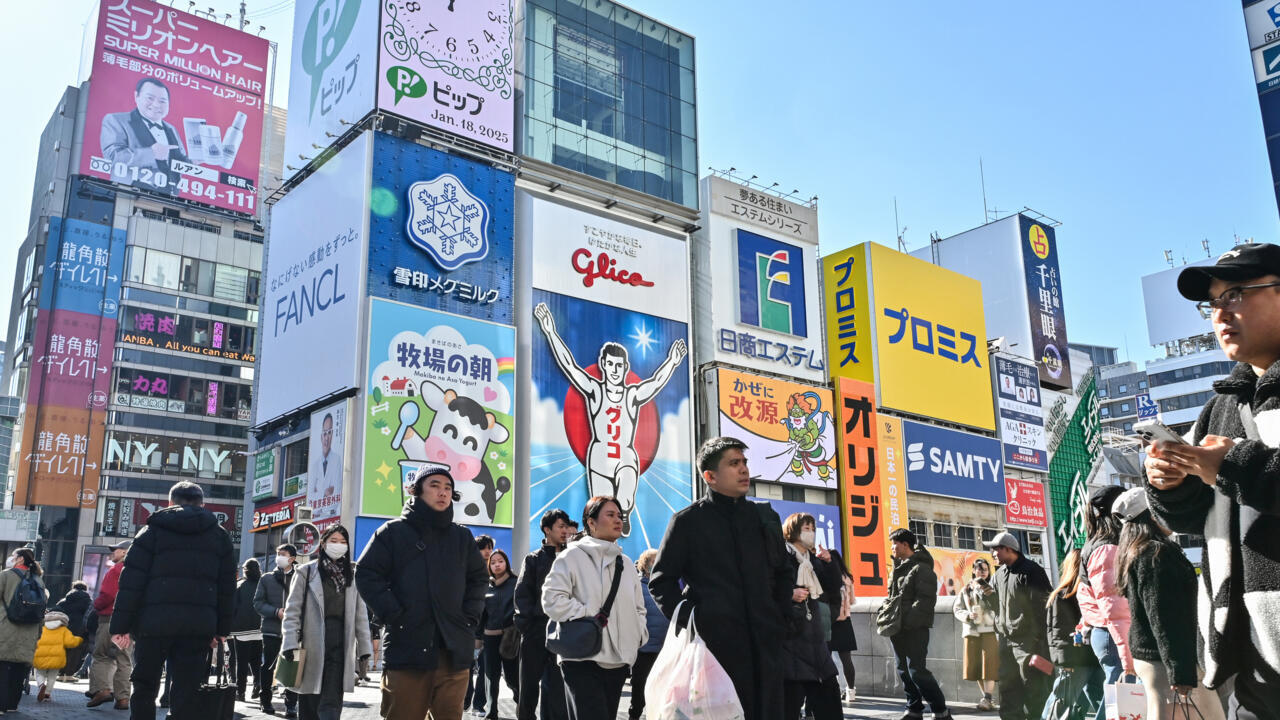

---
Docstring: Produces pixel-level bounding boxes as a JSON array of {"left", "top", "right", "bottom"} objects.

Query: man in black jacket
[
  {"left": 110, "top": 481, "right": 236, "bottom": 719},
  {"left": 54, "top": 581, "right": 92, "bottom": 681},
  {"left": 512, "top": 509, "right": 573, "bottom": 720},
  {"left": 254, "top": 543, "right": 298, "bottom": 716},
  {"left": 985, "top": 531, "right": 1051, "bottom": 720},
  {"left": 1146, "top": 243, "right": 1280, "bottom": 720},
  {"left": 356, "top": 467, "right": 488, "bottom": 720},
  {"left": 881, "top": 529, "right": 951, "bottom": 720},
  {"left": 650, "top": 437, "right": 793, "bottom": 720}
]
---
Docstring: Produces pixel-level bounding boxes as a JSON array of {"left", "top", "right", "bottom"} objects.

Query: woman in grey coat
[
  {"left": 0, "top": 548, "right": 48, "bottom": 713},
  {"left": 281, "top": 526, "right": 373, "bottom": 720}
]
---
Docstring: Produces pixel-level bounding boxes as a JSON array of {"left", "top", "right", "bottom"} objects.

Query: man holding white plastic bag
[{"left": 650, "top": 437, "right": 794, "bottom": 720}]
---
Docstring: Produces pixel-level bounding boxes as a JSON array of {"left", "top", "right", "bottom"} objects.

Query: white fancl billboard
[
  {"left": 284, "top": 0, "right": 378, "bottom": 177},
  {"left": 1141, "top": 260, "right": 1213, "bottom": 346},
  {"left": 256, "top": 132, "right": 371, "bottom": 422}
]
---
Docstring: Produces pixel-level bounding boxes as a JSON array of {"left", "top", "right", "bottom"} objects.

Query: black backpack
[{"left": 5, "top": 569, "right": 46, "bottom": 625}]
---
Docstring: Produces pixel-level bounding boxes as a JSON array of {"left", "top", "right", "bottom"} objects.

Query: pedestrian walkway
[{"left": 24, "top": 673, "right": 999, "bottom": 719}]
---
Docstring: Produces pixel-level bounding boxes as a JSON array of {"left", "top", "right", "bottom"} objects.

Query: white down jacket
[{"left": 541, "top": 535, "right": 648, "bottom": 669}]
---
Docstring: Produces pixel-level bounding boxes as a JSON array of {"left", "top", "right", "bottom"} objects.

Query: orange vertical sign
[{"left": 836, "top": 377, "right": 888, "bottom": 596}]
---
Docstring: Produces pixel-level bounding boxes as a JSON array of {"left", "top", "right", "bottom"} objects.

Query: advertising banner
[
  {"left": 284, "top": 0, "right": 378, "bottom": 176},
  {"left": 377, "top": 0, "right": 515, "bottom": 151},
  {"left": 39, "top": 218, "right": 126, "bottom": 318},
  {"left": 876, "top": 415, "right": 909, "bottom": 560},
  {"left": 713, "top": 368, "right": 837, "bottom": 489},
  {"left": 251, "top": 498, "right": 300, "bottom": 532},
  {"left": 1245, "top": 1, "right": 1280, "bottom": 49},
  {"left": 368, "top": 133, "right": 515, "bottom": 324},
  {"left": 283, "top": 473, "right": 307, "bottom": 499},
  {"left": 835, "top": 378, "right": 889, "bottom": 596},
  {"left": 81, "top": 0, "right": 269, "bottom": 214},
  {"left": 748, "top": 498, "right": 842, "bottom": 554},
  {"left": 868, "top": 243, "right": 995, "bottom": 431},
  {"left": 822, "top": 245, "right": 874, "bottom": 385},
  {"left": 1255, "top": 43, "right": 1280, "bottom": 93},
  {"left": 309, "top": 400, "right": 348, "bottom": 527},
  {"left": 525, "top": 192, "right": 693, "bottom": 560},
  {"left": 119, "top": 309, "right": 255, "bottom": 364},
  {"left": 995, "top": 355, "right": 1047, "bottom": 472},
  {"left": 1141, "top": 261, "right": 1212, "bottom": 346},
  {"left": 902, "top": 420, "right": 1005, "bottom": 504},
  {"left": 1019, "top": 216, "right": 1072, "bottom": 390},
  {"left": 930, "top": 548, "right": 994, "bottom": 597},
  {"left": 1005, "top": 478, "right": 1048, "bottom": 528},
  {"left": 252, "top": 449, "right": 276, "bottom": 501},
  {"left": 25, "top": 310, "right": 116, "bottom": 410},
  {"left": 361, "top": 299, "right": 516, "bottom": 526},
  {"left": 16, "top": 406, "right": 105, "bottom": 509},
  {"left": 701, "top": 177, "right": 824, "bottom": 381},
  {"left": 257, "top": 131, "right": 369, "bottom": 423},
  {"left": 1048, "top": 376, "right": 1101, "bottom": 562}
]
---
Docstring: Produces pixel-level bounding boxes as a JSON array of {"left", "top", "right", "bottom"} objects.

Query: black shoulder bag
[{"left": 545, "top": 561, "right": 624, "bottom": 659}]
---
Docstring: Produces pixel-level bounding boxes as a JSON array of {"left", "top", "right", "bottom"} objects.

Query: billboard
[
  {"left": 931, "top": 548, "right": 994, "bottom": 597},
  {"left": 995, "top": 355, "right": 1047, "bottom": 472},
  {"left": 700, "top": 176, "right": 825, "bottom": 381},
  {"left": 377, "top": 0, "right": 515, "bottom": 151},
  {"left": 712, "top": 369, "right": 837, "bottom": 489},
  {"left": 81, "top": 0, "right": 268, "bottom": 214},
  {"left": 524, "top": 192, "right": 693, "bottom": 560},
  {"left": 835, "top": 378, "right": 889, "bottom": 596},
  {"left": 284, "top": 0, "right": 378, "bottom": 176},
  {"left": 748, "top": 498, "right": 842, "bottom": 554},
  {"left": 257, "top": 132, "right": 370, "bottom": 422},
  {"left": 39, "top": 217, "right": 126, "bottom": 317},
  {"left": 252, "top": 449, "right": 276, "bottom": 501},
  {"left": 16, "top": 406, "right": 105, "bottom": 509},
  {"left": 1245, "top": 1, "right": 1280, "bottom": 49},
  {"left": 1005, "top": 477, "right": 1048, "bottom": 528},
  {"left": 876, "top": 414, "right": 909, "bottom": 560},
  {"left": 1048, "top": 375, "right": 1102, "bottom": 562},
  {"left": 368, "top": 133, "right": 515, "bottom": 324},
  {"left": 309, "top": 400, "right": 348, "bottom": 528},
  {"left": 1019, "top": 217, "right": 1072, "bottom": 390},
  {"left": 902, "top": 420, "right": 1005, "bottom": 504},
  {"left": 822, "top": 245, "right": 874, "bottom": 384},
  {"left": 1141, "top": 261, "right": 1213, "bottom": 346},
  {"left": 361, "top": 299, "right": 516, "bottom": 526},
  {"left": 869, "top": 243, "right": 995, "bottom": 431}
]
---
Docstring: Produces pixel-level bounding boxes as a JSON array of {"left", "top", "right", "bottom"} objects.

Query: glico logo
[
  {"left": 571, "top": 249, "right": 654, "bottom": 289},
  {"left": 736, "top": 229, "right": 807, "bottom": 337},
  {"left": 406, "top": 173, "right": 491, "bottom": 271}
]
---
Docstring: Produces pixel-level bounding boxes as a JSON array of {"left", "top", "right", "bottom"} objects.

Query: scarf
[
  {"left": 788, "top": 543, "right": 823, "bottom": 600},
  {"left": 320, "top": 554, "right": 349, "bottom": 594}
]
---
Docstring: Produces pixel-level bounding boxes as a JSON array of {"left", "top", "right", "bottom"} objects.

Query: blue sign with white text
[
  {"left": 40, "top": 217, "right": 126, "bottom": 318},
  {"left": 368, "top": 132, "right": 514, "bottom": 324},
  {"left": 903, "top": 420, "right": 1005, "bottom": 504},
  {"left": 1136, "top": 393, "right": 1159, "bottom": 420}
]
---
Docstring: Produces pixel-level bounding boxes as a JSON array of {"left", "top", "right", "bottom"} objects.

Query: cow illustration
[{"left": 396, "top": 380, "right": 511, "bottom": 523}]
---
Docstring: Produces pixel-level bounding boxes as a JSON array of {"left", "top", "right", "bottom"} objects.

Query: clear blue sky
[{"left": 2, "top": 1, "right": 1274, "bottom": 365}]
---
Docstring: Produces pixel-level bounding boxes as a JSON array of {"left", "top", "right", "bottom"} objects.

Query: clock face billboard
[{"left": 378, "top": 0, "right": 514, "bottom": 152}]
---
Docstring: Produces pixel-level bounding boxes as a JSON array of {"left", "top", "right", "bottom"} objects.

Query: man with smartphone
[
  {"left": 1144, "top": 243, "right": 1280, "bottom": 719},
  {"left": 984, "top": 531, "right": 1052, "bottom": 720}
]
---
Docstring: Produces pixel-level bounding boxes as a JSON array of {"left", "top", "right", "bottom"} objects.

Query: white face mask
[
  {"left": 4, "top": 557, "right": 14, "bottom": 569},
  {"left": 799, "top": 530, "right": 816, "bottom": 549},
  {"left": 276, "top": 555, "right": 292, "bottom": 570},
  {"left": 323, "top": 543, "right": 348, "bottom": 560},
  {"left": 44, "top": 620, "right": 61, "bottom": 630}
]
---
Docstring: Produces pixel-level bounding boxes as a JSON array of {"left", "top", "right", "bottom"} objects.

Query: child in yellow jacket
[{"left": 33, "top": 610, "right": 82, "bottom": 702}]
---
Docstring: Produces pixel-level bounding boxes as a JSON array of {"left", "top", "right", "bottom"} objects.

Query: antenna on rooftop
[{"left": 894, "top": 198, "right": 908, "bottom": 252}]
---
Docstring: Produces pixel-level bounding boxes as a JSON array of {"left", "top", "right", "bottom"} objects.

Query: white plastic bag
[
  {"left": 644, "top": 601, "right": 746, "bottom": 720},
  {"left": 1104, "top": 679, "right": 1146, "bottom": 720}
]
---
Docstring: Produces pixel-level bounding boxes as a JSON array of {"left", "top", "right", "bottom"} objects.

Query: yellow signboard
[
  {"left": 822, "top": 245, "right": 874, "bottom": 384},
  {"left": 866, "top": 243, "right": 995, "bottom": 430},
  {"left": 876, "top": 415, "right": 909, "bottom": 571}
]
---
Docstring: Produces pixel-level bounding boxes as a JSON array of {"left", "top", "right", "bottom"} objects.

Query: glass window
[
  {"left": 213, "top": 264, "right": 249, "bottom": 303},
  {"left": 1118, "top": 384, "right": 1128, "bottom": 394},
  {"left": 981, "top": 528, "right": 999, "bottom": 544},
  {"left": 908, "top": 518, "right": 928, "bottom": 541},
  {"left": 932, "top": 522, "right": 953, "bottom": 548},
  {"left": 1120, "top": 403, "right": 1131, "bottom": 413},
  {"left": 126, "top": 246, "right": 146, "bottom": 283},
  {"left": 957, "top": 526, "right": 977, "bottom": 550},
  {"left": 180, "top": 257, "right": 200, "bottom": 294},
  {"left": 143, "top": 250, "right": 181, "bottom": 290},
  {"left": 1098, "top": 387, "right": 1108, "bottom": 398}
]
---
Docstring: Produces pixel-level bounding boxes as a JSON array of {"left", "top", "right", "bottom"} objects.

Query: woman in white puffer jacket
[{"left": 542, "top": 496, "right": 648, "bottom": 720}]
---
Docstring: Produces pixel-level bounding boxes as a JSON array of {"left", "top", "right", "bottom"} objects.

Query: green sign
[
  {"left": 283, "top": 473, "right": 307, "bottom": 500},
  {"left": 252, "top": 451, "right": 276, "bottom": 501},
  {"left": 1047, "top": 373, "right": 1101, "bottom": 563}
]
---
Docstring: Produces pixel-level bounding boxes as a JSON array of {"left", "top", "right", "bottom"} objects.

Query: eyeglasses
[{"left": 1195, "top": 281, "right": 1280, "bottom": 319}]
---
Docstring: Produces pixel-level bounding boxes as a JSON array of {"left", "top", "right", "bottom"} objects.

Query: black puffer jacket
[
  {"left": 253, "top": 569, "right": 294, "bottom": 637},
  {"left": 1121, "top": 540, "right": 1199, "bottom": 687},
  {"left": 1147, "top": 360, "right": 1280, "bottom": 688},
  {"left": 513, "top": 543, "right": 557, "bottom": 636},
  {"left": 54, "top": 589, "right": 92, "bottom": 637},
  {"left": 110, "top": 504, "right": 236, "bottom": 638},
  {"left": 884, "top": 546, "right": 937, "bottom": 633},
  {"left": 230, "top": 578, "right": 261, "bottom": 634},
  {"left": 1047, "top": 593, "right": 1097, "bottom": 669},
  {"left": 780, "top": 545, "right": 842, "bottom": 683},
  {"left": 992, "top": 554, "right": 1051, "bottom": 652},
  {"left": 481, "top": 576, "right": 517, "bottom": 632},
  {"left": 355, "top": 498, "right": 487, "bottom": 672}
]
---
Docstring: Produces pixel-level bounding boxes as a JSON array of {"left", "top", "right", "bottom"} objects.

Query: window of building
[
  {"left": 1120, "top": 403, "right": 1131, "bottom": 413},
  {"left": 125, "top": 248, "right": 257, "bottom": 305},
  {"left": 1139, "top": 380, "right": 1148, "bottom": 389},
  {"left": 1118, "top": 384, "right": 1128, "bottom": 394},
  {"left": 1100, "top": 407, "right": 1110, "bottom": 417},
  {"left": 1026, "top": 532, "right": 1045, "bottom": 558},
  {"left": 1097, "top": 387, "right": 1108, "bottom": 398},
  {"left": 284, "top": 439, "right": 308, "bottom": 478},
  {"left": 956, "top": 525, "right": 977, "bottom": 550},
  {"left": 932, "top": 522, "right": 953, "bottom": 548},
  {"left": 781, "top": 486, "right": 806, "bottom": 502},
  {"left": 908, "top": 518, "right": 928, "bottom": 541},
  {"left": 981, "top": 528, "right": 999, "bottom": 545},
  {"left": 143, "top": 250, "right": 181, "bottom": 290}
]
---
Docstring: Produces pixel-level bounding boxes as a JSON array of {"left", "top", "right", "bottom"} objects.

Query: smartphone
[
  {"left": 1027, "top": 654, "right": 1055, "bottom": 675},
  {"left": 1133, "top": 419, "right": 1188, "bottom": 446}
]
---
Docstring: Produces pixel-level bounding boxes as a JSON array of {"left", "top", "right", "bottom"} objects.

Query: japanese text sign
[
  {"left": 822, "top": 245, "right": 874, "bottom": 385},
  {"left": 995, "top": 355, "right": 1048, "bottom": 471},
  {"left": 1019, "top": 216, "right": 1072, "bottom": 390},
  {"left": 1005, "top": 478, "right": 1048, "bottom": 528},
  {"left": 714, "top": 369, "right": 837, "bottom": 489},
  {"left": 1048, "top": 376, "right": 1101, "bottom": 562},
  {"left": 82, "top": 0, "right": 268, "bottom": 214},
  {"left": 876, "top": 415, "right": 909, "bottom": 569},
  {"left": 836, "top": 378, "right": 889, "bottom": 597}
]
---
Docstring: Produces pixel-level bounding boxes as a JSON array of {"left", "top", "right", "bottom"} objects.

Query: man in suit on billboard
[{"left": 99, "top": 78, "right": 190, "bottom": 196}]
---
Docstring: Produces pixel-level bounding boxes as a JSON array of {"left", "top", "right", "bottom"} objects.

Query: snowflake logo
[{"left": 405, "top": 173, "right": 491, "bottom": 271}]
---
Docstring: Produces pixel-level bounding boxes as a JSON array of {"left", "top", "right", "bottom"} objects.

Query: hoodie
[
  {"left": 542, "top": 535, "right": 648, "bottom": 669},
  {"left": 109, "top": 504, "right": 236, "bottom": 638},
  {"left": 33, "top": 611, "right": 82, "bottom": 670}
]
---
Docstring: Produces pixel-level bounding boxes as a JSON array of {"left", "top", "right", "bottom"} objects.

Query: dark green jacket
[
  {"left": 992, "top": 554, "right": 1051, "bottom": 652},
  {"left": 885, "top": 547, "right": 937, "bottom": 633}
]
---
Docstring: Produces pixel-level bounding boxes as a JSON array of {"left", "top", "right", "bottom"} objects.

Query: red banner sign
[{"left": 1005, "top": 478, "right": 1048, "bottom": 528}]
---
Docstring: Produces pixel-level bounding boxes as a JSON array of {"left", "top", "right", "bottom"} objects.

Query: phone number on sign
[{"left": 88, "top": 157, "right": 257, "bottom": 211}]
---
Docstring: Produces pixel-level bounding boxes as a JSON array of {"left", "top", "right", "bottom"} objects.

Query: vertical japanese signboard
[
  {"left": 876, "top": 415, "right": 908, "bottom": 566},
  {"left": 378, "top": 0, "right": 515, "bottom": 151},
  {"left": 252, "top": 449, "right": 276, "bottom": 501},
  {"left": 822, "top": 246, "right": 874, "bottom": 385},
  {"left": 1048, "top": 375, "right": 1101, "bottom": 562},
  {"left": 1005, "top": 478, "right": 1048, "bottom": 528},
  {"left": 1019, "top": 216, "right": 1071, "bottom": 390},
  {"left": 836, "top": 377, "right": 888, "bottom": 596},
  {"left": 81, "top": 0, "right": 269, "bottom": 214},
  {"left": 995, "top": 355, "right": 1047, "bottom": 471},
  {"left": 712, "top": 369, "right": 837, "bottom": 489}
]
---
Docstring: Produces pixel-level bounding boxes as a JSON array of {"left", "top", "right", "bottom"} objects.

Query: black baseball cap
[{"left": 1177, "top": 243, "right": 1280, "bottom": 301}]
